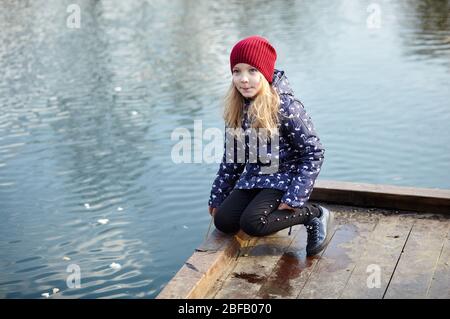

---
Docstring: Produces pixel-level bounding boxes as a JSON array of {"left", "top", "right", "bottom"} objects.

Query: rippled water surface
[{"left": 1, "top": 0, "right": 449, "bottom": 298}]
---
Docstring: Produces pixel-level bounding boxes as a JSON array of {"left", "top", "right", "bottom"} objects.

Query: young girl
[{"left": 208, "top": 35, "right": 333, "bottom": 257}]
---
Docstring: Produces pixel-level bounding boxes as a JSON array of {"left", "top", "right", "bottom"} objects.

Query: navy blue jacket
[{"left": 208, "top": 69, "right": 325, "bottom": 208}]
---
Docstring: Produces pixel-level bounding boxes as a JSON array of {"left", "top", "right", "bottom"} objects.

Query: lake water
[{"left": 0, "top": 0, "right": 449, "bottom": 298}]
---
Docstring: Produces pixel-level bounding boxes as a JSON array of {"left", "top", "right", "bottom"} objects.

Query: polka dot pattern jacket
[{"left": 208, "top": 69, "right": 325, "bottom": 208}]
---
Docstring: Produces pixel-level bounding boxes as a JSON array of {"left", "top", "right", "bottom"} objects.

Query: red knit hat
[{"left": 230, "top": 35, "right": 277, "bottom": 84}]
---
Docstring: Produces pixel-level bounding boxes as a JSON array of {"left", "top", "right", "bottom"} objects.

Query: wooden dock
[{"left": 157, "top": 181, "right": 450, "bottom": 299}]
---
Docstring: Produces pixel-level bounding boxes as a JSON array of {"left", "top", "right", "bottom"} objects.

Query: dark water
[{"left": 0, "top": 0, "right": 449, "bottom": 298}]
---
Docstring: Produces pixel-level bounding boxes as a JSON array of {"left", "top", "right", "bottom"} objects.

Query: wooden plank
[
  {"left": 296, "top": 210, "right": 381, "bottom": 299},
  {"left": 213, "top": 227, "right": 302, "bottom": 299},
  {"left": 427, "top": 224, "right": 450, "bottom": 299},
  {"left": 202, "top": 230, "right": 259, "bottom": 298},
  {"left": 257, "top": 207, "right": 375, "bottom": 299},
  {"left": 213, "top": 255, "right": 281, "bottom": 298},
  {"left": 314, "top": 180, "right": 450, "bottom": 199},
  {"left": 156, "top": 229, "right": 239, "bottom": 299},
  {"left": 256, "top": 226, "right": 310, "bottom": 299},
  {"left": 384, "top": 218, "right": 449, "bottom": 299},
  {"left": 203, "top": 256, "right": 239, "bottom": 298},
  {"left": 312, "top": 180, "right": 450, "bottom": 214},
  {"left": 340, "top": 215, "right": 416, "bottom": 298},
  {"left": 196, "top": 228, "right": 237, "bottom": 252},
  {"left": 258, "top": 207, "right": 359, "bottom": 299}
]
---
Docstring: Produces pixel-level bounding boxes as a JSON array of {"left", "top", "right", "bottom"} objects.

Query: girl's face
[{"left": 232, "top": 63, "right": 262, "bottom": 99}]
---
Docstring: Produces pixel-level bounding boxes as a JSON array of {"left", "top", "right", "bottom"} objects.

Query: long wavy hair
[{"left": 223, "top": 74, "right": 281, "bottom": 139}]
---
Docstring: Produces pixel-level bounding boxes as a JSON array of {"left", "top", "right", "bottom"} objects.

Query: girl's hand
[
  {"left": 278, "top": 203, "right": 295, "bottom": 211},
  {"left": 209, "top": 206, "right": 218, "bottom": 217}
]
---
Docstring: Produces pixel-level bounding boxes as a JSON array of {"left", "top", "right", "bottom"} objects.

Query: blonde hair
[{"left": 223, "top": 74, "right": 281, "bottom": 138}]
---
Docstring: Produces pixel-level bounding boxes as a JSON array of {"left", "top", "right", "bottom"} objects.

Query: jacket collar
[{"left": 272, "top": 69, "right": 294, "bottom": 97}]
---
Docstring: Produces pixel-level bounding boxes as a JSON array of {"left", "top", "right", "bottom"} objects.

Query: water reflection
[{"left": 395, "top": 0, "right": 450, "bottom": 65}]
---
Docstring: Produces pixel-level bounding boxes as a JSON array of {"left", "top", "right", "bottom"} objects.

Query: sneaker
[{"left": 305, "top": 206, "right": 334, "bottom": 257}]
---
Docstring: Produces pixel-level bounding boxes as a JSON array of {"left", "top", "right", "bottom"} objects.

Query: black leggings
[{"left": 214, "top": 188, "right": 320, "bottom": 237}]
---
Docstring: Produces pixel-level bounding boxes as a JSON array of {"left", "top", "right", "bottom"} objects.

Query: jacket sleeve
[
  {"left": 208, "top": 128, "right": 245, "bottom": 208},
  {"left": 281, "top": 99, "right": 325, "bottom": 208}
]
